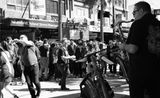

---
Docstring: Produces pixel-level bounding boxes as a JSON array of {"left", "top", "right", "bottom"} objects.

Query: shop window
[
  {"left": 16, "top": 6, "right": 22, "bottom": 10},
  {"left": 7, "top": 5, "right": 16, "bottom": 10},
  {"left": 98, "top": 11, "right": 110, "bottom": 19},
  {"left": 115, "top": 14, "right": 122, "bottom": 23}
]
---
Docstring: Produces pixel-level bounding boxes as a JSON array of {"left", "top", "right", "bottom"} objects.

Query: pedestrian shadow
[
  {"left": 48, "top": 92, "right": 81, "bottom": 98},
  {"left": 14, "top": 87, "right": 79, "bottom": 92},
  {"left": 113, "top": 84, "right": 130, "bottom": 98},
  {"left": 112, "top": 82, "right": 129, "bottom": 92},
  {"left": 47, "top": 92, "right": 130, "bottom": 98},
  {"left": 48, "top": 78, "right": 83, "bottom": 86},
  {"left": 114, "top": 93, "right": 130, "bottom": 98},
  {"left": 41, "top": 88, "right": 80, "bottom": 92}
]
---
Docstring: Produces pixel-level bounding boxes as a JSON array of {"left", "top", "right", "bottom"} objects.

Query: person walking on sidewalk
[
  {"left": 39, "top": 38, "right": 50, "bottom": 80},
  {"left": 15, "top": 35, "right": 41, "bottom": 98}
]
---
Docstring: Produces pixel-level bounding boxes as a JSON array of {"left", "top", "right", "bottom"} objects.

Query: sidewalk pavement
[{"left": 5, "top": 76, "right": 130, "bottom": 98}]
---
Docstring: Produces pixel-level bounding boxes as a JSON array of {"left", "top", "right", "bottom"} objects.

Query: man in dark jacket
[
  {"left": 75, "top": 40, "right": 87, "bottom": 77},
  {"left": 57, "top": 38, "right": 75, "bottom": 90},
  {"left": 67, "top": 40, "right": 77, "bottom": 76},
  {"left": 118, "top": 1, "right": 160, "bottom": 98}
]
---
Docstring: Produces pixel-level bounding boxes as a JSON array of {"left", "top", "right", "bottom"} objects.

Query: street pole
[
  {"left": 58, "top": 0, "right": 62, "bottom": 41},
  {"left": 100, "top": 0, "right": 104, "bottom": 42},
  {"left": 112, "top": 0, "right": 115, "bottom": 35}
]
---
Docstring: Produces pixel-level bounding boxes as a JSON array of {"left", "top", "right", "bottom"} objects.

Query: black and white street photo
[{"left": 0, "top": 0, "right": 160, "bottom": 98}]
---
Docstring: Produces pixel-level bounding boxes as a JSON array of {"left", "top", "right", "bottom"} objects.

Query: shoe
[
  {"left": 13, "top": 94, "right": 19, "bottom": 98},
  {"left": 59, "top": 81, "right": 61, "bottom": 86},
  {"left": 61, "top": 87, "right": 70, "bottom": 90}
]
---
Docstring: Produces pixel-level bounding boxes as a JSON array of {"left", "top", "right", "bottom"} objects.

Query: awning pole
[{"left": 22, "top": 0, "right": 30, "bottom": 18}]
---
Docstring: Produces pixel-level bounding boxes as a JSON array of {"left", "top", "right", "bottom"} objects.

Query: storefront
[
  {"left": 0, "top": 18, "right": 58, "bottom": 41},
  {"left": 89, "top": 25, "right": 114, "bottom": 43},
  {"left": 62, "top": 22, "right": 89, "bottom": 41}
]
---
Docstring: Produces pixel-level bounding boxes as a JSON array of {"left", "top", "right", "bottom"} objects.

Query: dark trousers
[
  {"left": 56, "top": 63, "right": 68, "bottom": 89},
  {"left": 69, "top": 60, "right": 75, "bottom": 75},
  {"left": 109, "top": 64, "right": 117, "bottom": 74},
  {"left": 24, "top": 64, "right": 41, "bottom": 98},
  {"left": 75, "top": 62, "right": 83, "bottom": 77},
  {"left": 129, "top": 74, "right": 160, "bottom": 98},
  {"left": 47, "top": 63, "right": 55, "bottom": 79}
]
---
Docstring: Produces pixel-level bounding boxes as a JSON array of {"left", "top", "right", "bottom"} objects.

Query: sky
[{"left": 127, "top": 0, "right": 160, "bottom": 9}]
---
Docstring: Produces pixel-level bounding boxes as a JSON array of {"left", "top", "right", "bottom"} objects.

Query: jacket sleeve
[{"left": 35, "top": 46, "right": 41, "bottom": 61}]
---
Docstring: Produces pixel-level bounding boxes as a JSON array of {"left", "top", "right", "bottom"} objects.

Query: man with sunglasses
[{"left": 118, "top": 1, "right": 160, "bottom": 98}]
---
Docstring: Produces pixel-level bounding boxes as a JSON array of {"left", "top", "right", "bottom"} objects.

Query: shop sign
[
  {"left": 10, "top": 19, "right": 29, "bottom": 27},
  {"left": 89, "top": 25, "right": 100, "bottom": 32},
  {"left": 63, "top": 22, "right": 87, "bottom": 29},
  {"left": 89, "top": 25, "right": 113, "bottom": 33},
  {"left": 9, "top": 18, "right": 58, "bottom": 29},
  {"left": 29, "top": 20, "right": 58, "bottom": 28},
  {"left": 70, "top": 29, "right": 89, "bottom": 41}
]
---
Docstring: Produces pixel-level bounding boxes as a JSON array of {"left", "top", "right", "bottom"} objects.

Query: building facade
[
  {"left": 87, "top": 0, "right": 128, "bottom": 42},
  {"left": 0, "top": 0, "right": 128, "bottom": 42},
  {"left": 0, "top": 0, "right": 65, "bottom": 41}
]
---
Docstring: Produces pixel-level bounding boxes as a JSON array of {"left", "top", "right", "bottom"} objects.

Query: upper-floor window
[
  {"left": 7, "top": 0, "right": 16, "bottom": 4},
  {"left": 46, "top": 0, "right": 65, "bottom": 15},
  {"left": 22, "top": 0, "right": 28, "bottom": 5},
  {"left": 7, "top": 0, "right": 29, "bottom": 11},
  {"left": 46, "top": 0, "right": 58, "bottom": 14},
  {"left": 74, "top": 6, "right": 89, "bottom": 18},
  {"left": 115, "top": 0, "right": 123, "bottom": 8}
]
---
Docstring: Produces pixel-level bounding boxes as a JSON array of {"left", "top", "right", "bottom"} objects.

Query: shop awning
[{"left": 2, "top": 18, "right": 58, "bottom": 29}]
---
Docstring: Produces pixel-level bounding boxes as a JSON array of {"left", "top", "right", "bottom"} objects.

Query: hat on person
[
  {"left": 61, "top": 37, "right": 68, "bottom": 43},
  {"left": 77, "top": 39, "right": 83, "bottom": 46},
  {"left": 6, "top": 36, "right": 12, "bottom": 41}
]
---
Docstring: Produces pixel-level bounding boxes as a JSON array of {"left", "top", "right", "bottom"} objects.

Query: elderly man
[{"left": 15, "top": 35, "right": 41, "bottom": 98}]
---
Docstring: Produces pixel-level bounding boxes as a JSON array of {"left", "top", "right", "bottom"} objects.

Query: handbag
[{"left": 3, "top": 51, "right": 15, "bottom": 77}]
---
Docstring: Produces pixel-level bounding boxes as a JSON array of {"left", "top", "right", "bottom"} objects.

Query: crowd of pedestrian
[
  {"left": 0, "top": 35, "right": 123, "bottom": 98},
  {"left": 1, "top": 1, "right": 160, "bottom": 98},
  {"left": 34, "top": 37, "right": 121, "bottom": 80}
]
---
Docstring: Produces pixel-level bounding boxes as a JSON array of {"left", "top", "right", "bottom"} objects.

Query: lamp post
[{"left": 58, "top": 0, "right": 62, "bottom": 41}]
